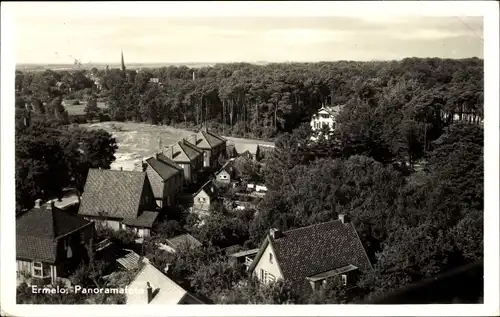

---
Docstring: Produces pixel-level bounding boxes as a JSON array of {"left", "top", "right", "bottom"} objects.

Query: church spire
[{"left": 121, "top": 50, "right": 126, "bottom": 71}]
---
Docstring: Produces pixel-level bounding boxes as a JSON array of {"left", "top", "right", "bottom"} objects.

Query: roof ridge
[
  {"left": 89, "top": 168, "right": 146, "bottom": 175},
  {"left": 281, "top": 219, "right": 341, "bottom": 235}
]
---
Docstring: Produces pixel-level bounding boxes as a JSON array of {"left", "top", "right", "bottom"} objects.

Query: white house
[{"left": 310, "top": 104, "right": 344, "bottom": 140}]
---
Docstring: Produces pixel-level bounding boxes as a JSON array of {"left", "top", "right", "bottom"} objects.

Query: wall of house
[
  {"left": 164, "top": 171, "right": 182, "bottom": 202},
  {"left": 216, "top": 171, "right": 231, "bottom": 184},
  {"left": 140, "top": 176, "right": 158, "bottom": 211},
  {"left": 17, "top": 260, "right": 57, "bottom": 284},
  {"left": 146, "top": 167, "right": 164, "bottom": 203},
  {"left": 252, "top": 243, "right": 283, "bottom": 284},
  {"left": 193, "top": 190, "right": 211, "bottom": 211},
  {"left": 203, "top": 149, "right": 211, "bottom": 168},
  {"left": 310, "top": 110, "right": 336, "bottom": 132},
  {"left": 179, "top": 163, "right": 192, "bottom": 182}
]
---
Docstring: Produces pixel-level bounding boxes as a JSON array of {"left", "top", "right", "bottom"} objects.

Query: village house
[
  {"left": 158, "top": 233, "right": 202, "bottom": 254},
  {"left": 192, "top": 180, "right": 219, "bottom": 216},
  {"left": 16, "top": 199, "right": 96, "bottom": 285},
  {"left": 187, "top": 129, "right": 227, "bottom": 169},
  {"left": 78, "top": 169, "right": 159, "bottom": 238},
  {"left": 163, "top": 140, "right": 203, "bottom": 185},
  {"left": 310, "top": 104, "right": 345, "bottom": 140},
  {"left": 144, "top": 154, "right": 184, "bottom": 208},
  {"left": 214, "top": 159, "right": 236, "bottom": 186},
  {"left": 127, "top": 262, "right": 204, "bottom": 304},
  {"left": 248, "top": 215, "right": 373, "bottom": 296}
]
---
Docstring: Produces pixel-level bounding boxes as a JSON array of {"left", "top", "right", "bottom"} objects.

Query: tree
[
  {"left": 85, "top": 96, "right": 101, "bottom": 120},
  {"left": 219, "top": 278, "right": 300, "bottom": 304}
]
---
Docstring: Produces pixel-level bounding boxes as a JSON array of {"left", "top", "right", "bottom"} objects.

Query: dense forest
[
  {"left": 16, "top": 57, "right": 483, "bottom": 142},
  {"left": 15, "top": 57, "right": 484, "bottom": 304}
]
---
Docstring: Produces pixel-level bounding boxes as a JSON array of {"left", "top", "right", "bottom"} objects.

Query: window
[
  {"left": 269, "top": 253, "right": 273, "bottom": 264},
  {"left": 260, "top": 269, "right": 276, "bottom": 284},
  {"left": 199, "top": 197, "right": 206, "bottom": 203},
  {"left": 33, "top": 262, "right": 43, "bottom": 277},
  {"left": 80, "top": 231, "right": 85, "bottom": 244},
  {"left": 341, "top": 274, "right": 347, "bottom": 286}
]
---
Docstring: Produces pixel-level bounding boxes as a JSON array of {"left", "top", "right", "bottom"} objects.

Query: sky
[{"left": 8, "top": 2, "right": 484, "bottom": 64}]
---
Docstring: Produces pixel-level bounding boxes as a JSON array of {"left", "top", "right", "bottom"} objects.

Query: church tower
[{"left": 121, "top": 50, "right": 126, "bottom": 71}]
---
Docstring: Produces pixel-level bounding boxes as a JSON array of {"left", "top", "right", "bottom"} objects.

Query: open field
[{"left": 80, "top": 121, "right": 274, "bottom": 171}]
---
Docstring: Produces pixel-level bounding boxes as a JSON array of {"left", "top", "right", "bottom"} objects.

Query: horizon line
[{"left": 16, "top": 56, "right": 484, "bottom": 66}]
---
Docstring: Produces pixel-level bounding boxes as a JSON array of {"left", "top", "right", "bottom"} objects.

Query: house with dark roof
[
  {"left": 188, "top": 129, "right": 227, "bottom": 169},
  {"left": 159, "top": 233, "right": 202, "bottom": 253},
  {"left": 16, "top": 199, "right": 96, "bottom": 285},
  {"left": 127, "top": 262, "right": 204, "bottom": 304},
  {"left": 248, "top": 215, "right": 373, "bottom": 296},
  {"left": 78, "top": 169, "right": 159, "bottom": 238},
  {"left": 163, "top": 140, "right": 203, "bottom": 184},
  {"left": 214, "top": 159, "right": 236, "bottom": 186},
  {"left": 144, "top": 154, "right": 183, "bottom": 208},
  {"left": 192, "top": 180, "right": 219, "bottom": 216}
]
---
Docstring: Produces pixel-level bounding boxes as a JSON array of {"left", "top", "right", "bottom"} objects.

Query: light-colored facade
[
  {"left": 251, "top": 243, "right": 283, "bottom": 284},
  {"left": 310, "top": 105, "right": 344, "bottom": 140}
]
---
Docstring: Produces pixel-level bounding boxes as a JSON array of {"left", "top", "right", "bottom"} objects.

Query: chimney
[
  {"left": 146, "top": 282, "right": 153, "bottom": 303},
  {"left": 46, "top": 200, "right": 54, "bottom": 210},
  {"left": 269, "top": 228, "right": 281, "bottom": 239},
  {"left": 338, "top": 213, "right": 349, "bottom": 224},
  {"left": 34, "top": 199, "right": 42, "bottom": 209}
]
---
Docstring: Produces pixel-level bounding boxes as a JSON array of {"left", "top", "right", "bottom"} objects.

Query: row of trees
[
  {"left": 141, "top": 118, "right": 483, "bottom": 304},
  {"left": 15, "top": 58, "right": 483, "bottom": 141},
  {"left": 15, "top": 112, "right": 118, "bottom": 211}
]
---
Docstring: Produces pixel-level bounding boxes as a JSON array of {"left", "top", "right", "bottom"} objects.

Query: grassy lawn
[{"left": 80, "top": 121, "right": 274, "bottom": 171}]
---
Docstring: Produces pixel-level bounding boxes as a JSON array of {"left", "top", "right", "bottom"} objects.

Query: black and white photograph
[{"left": 1, "top": 1, "right": 498, "bottom": 316}]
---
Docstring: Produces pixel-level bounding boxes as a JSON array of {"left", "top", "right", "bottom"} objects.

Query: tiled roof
[
  {"left": 127, "top": 263, "right": 203, "bottom": 304},
  {"left": 166, "top": 234, "right": 202, "bottom": 251},
  {"left": 122, "top": 211, "right": 159, "bottom": 228},
  {"left": 318, "top": 104, "right": 345, "bottom": 117},
  {"left": 164, "top": 141, "right": 202, "bottom": 163},
  {"left": 16, "top": 204, "right": 92, "bottom": 263},
  {"left": 180, "top": 140, "right": 203, "bottom": 160},
  {"left": 78, "top": 169, "right": 147, "bottom": 219},
  {"left": 193, "top": 131, "right": 225, "bottom": 149},
  {"left": 249, "top": 220, "right": 372, "bottom": 295},
  {"left": 145, "top": 157, "right": 180, "bottom": 180},
  {"left": 117, "top": 249, "right": 142, "bottom": 270},
  {"left": 193, "top": 180, "right": 218, "bottom": 199},
  {"left": 156, "top": 153, "right": 182, "bottom": 171}
]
